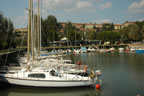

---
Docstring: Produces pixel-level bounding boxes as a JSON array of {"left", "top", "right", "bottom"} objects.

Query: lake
[{"left": 0, "top": 52, "right": 144, "bottom": 96}]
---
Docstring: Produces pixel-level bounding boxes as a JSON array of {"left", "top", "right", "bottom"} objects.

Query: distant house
[
  {"left": 122, "top": 21, "right": 135, "bottom": 28},
  {"left": 15, "top": 28, "right": 28, "bottom": 39},
  {"left": 16, "top": 21, "right": 137, "bottom": 41},
  {"left": 114, "top": 24, "right": 122, "bottom": 30},
  {"left": 85, "top": 23, "right": 94, "bottom": 29},
  {"left": 95, "top": 24, "right": 103, "bottom": 29}
]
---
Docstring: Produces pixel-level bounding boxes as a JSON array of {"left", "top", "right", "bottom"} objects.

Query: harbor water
[{"left": 0, "top": 52, "right": 144, "bottom": 96}]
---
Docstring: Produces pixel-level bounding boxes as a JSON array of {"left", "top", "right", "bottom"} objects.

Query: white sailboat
[{"left": 0, "top": 0, "right": 101, "bottom": 87}]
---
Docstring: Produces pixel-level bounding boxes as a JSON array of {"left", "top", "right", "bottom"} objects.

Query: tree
[
  {"left": 0, "top": 12, "right": 15, "bottom": 49},
  {"left": 64, "top": 22, "right": 81, "bottom": 41},
  {"left": 119, "top": 21, "right": 144, "bottom": 43},
  {"left": 135, "top": 21, "right": 144, "bottom": 40},
  {"left": 101, "top": 23, "right": 114, "bottom": 32},
  {"left": 97, "top": 31, "right": 120, "bottom": 43},
  {"left": 86, "top": 29, "right": 97, "bottom": 40},
  {"left": 80, "top": 24, "right": 86, "bottom": 40},
  {"left": 141, "top": 25, "right": 144, "bottom": 40},
  {"left": 41, "top": 15, "right": 60, "bottom": 46},
  {"left": 120, "top": 27, "right": 129, "bottom": 43},
  {"left": 128, "top": 24, "right": 142, "bottom": 41}
]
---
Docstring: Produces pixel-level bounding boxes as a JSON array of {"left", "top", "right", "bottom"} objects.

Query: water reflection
[
  {"left": 0, "top": 86, "right": 102, "bottom": 96},
  {"left": 78, "top": 53, "right": 144, "bottom": 96},
  {"left": 1, "top": 53, "right": 144, "bottom": 96}
]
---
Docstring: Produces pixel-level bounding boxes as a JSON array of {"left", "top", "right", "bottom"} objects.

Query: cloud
[
  {"left": 99, "top": 2, "right": 112, "bottom": 10},
  {"left": 42, "top": 0, "right": 75, "bottom": 10},
  {"left": 93, "top": 19, "right": 112, "bottom": 23},
  {"left": 65, "top": 1, "right": 94, "bottom": 12},
  {"left": 139, "top": 18, "right": 144, "bottom": 21},
  {"left": 40, "top": 0, "right": 112, "bottom": 13},
  {"left": 128, "top": 0, "right": 144, "bottom": 13},
  {"left": 14, "top": 10, "right": 28, "bottom": 28}
]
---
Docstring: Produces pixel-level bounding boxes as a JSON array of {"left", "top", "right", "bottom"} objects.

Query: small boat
[
  {"left": 119, "top": 48, "right": 124, "bottom": 52},
  {"left": 136, "top": 49, "right": 144, "bottom": 54},
  {"left": 87, "top": 47, "right": 96, "bottom": 52},
  {"left": 109, "top": 47, "right": 115, "bottom": 52},
  {"left": 74, "top": 49, "right": 81, "bottom": 54},
  {"left": 80, "top": 47, "right": 87, "bottom": 53},
  {"left": 130, "top": 47, "right": 136, "bottom": 53}
]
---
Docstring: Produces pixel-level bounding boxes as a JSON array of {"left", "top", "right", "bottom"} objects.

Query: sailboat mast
[
  {"left": 40, "top": 0, "right": 42, "bottom": 55},
  {"left": 37, "top": 0, "right": 40, "bottom": 56},
  {"left": 27, "top": 0, "right": 32, "bottom": 62},
  {"left": 31, "top": 0, "right": 34, "bottom": 61}
]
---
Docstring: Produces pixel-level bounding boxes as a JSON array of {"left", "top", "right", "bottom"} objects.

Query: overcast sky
[{"left": 0, "top": 0, "right": 144, "bottom": 28}]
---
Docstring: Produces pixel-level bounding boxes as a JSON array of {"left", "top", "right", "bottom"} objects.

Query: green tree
[
  {"left": 128, "top": 24, "right": 142, "bottom": 41},
  {"left": 41, "top": 15, "right": 60, "bottom": 46},
  {"left": 80, "top": 24, "right": 86, "bottom": 40},
  {"left": 120, "top": 27, "right": 129, "bottom": 43},
  {"left": 87, "top": 29, "right": 97, "bottom": 40},
  {"left": 101, "top": 23, "right": 114, "bottom": 32},
  {"left": 0, "top": 12, "right": 15, "bottom": 49},
  {"left": 64, "top": 22, "right": 81, "bottom": 41},
  {"left": 119, "top": 21, "right": 144, "bottom": 43},
  {"left": 135, "top": 21, "right": 144, "bottom": 40},
  {"left": 141, "top": 25, "right": 144, "bottom": 40},
  {"left": 97, "top": 31, "right": 120, "bottom": 43}
]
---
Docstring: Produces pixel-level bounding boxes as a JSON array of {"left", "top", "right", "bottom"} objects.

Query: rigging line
[
  {"left": 4, "top": 29, "right": 17, "bottom": 67},
  {"left": 16, "top": 2, "right": 28, "bottom": 61},
  {"left": 2, "top": 0, "right": 18, "bottom": 51},
  {"left": 1, "top": 19, "right": 10, "bottom": 50},
  {"left": 17, "top": 0, "right": 29, "bottom": 57},
  {"left": 40, "top": 7, "right": 54, "bottom": 50},
  {"left": 42, "top": 2, "right": 56, "bottom": 49},
  {"left": 17, "top": 12, "right": 28, "bottom": 59},
  {"left": 39, "top": 0, "right": 51, "bottom": 49},
  {"left": 46, "top": 5, "right": 78, "bottom": 61},
  {"left": 48, "top": 15, "right": 76, "bottom": 63},
  {"left": 3, "top": 0, "right": 20, "bottom": 67},
  {"left": 17, "top": 31, "right": 26, "bottom": 60},
  {"left": 42, "top": 1, "right": 77, "bottom": 63}
]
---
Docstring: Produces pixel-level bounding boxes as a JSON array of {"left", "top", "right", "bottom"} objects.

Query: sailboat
[{"left": 0, "top": 0, "right": 101, "bottom": 87}]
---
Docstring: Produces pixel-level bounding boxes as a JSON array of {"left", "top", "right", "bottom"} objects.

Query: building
[
  {"left": 122, "top": 21, "right": 135, "bottom": 28},
  {"left": 114, "top": 24, "right": 122, "bottom": 30},
  {"left": 15, "top": 28, "right": 28, "bottom": 39},
  {"left": 15, "top": 21, "right": 136, "bottom": 39}
]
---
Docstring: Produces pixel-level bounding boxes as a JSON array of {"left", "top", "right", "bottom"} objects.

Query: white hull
[
  {"left": 0, "top": 76, "right": 94, "bottom": 87},
  {"left": 0, "top": 69, "right": 96, "bottom": 88}
]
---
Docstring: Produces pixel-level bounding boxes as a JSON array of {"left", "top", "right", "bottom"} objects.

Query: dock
[
  {"left": 42, "top": 44, "right": 128, "bottom": 50},
  {"left": 0, "top": 48, "right": 26, "bottom": 56}
]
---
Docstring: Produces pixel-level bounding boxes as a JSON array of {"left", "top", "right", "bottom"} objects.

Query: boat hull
[
  {"left": 0, "top": 76, "right": 94, "bottom": 87},
  {"left": 136, "top": 50, "right": 144, "bottom": 54}
]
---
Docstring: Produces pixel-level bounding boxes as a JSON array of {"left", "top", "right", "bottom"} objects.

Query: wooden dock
[
  {"left": 42, "top": 44, "right": 128, "bottom": 50},
  {"left": 0, "top": 48, "right": 26, "bottom": 55},
  {"left": 0, "top": 44, "right": 129, "bottom": 55}
]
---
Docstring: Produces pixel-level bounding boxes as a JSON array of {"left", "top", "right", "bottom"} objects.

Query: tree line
[
  {"left": 1, "top": 12, "right": 144, "bottom": 50},
  {"left": 41, "top": 15, "right": 144, "bottom": 45},
  {"left": 120, "top": 22, "right": 144, "bottom": 43},
  {"left": 0, "top": 12, "right": 16, "bottom": 50}
]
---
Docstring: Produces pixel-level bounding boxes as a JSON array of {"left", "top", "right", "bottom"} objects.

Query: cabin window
[
  {"left": 28, "top": 73, "right": 45, "bottom": 78},
  {"left": 50, "top": 70, "right": 58, "bottom": 76},
  {"left": 68, "top": 72, "right": 89, "bottom": 77}
]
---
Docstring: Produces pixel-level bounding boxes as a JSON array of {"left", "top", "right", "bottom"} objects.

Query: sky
[{"left": 0, "top": 0, "right": 144, "bottom": 28}]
